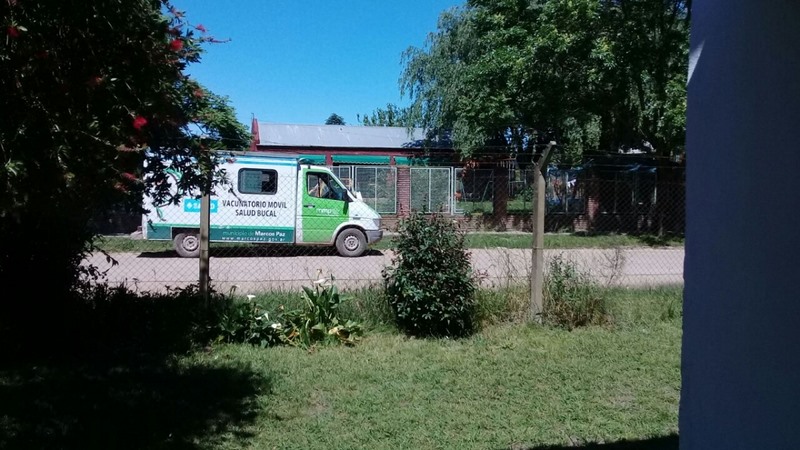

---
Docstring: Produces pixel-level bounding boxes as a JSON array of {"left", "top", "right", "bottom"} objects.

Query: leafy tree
[
  {"left": 400, "top": 0, "right": 690, "bottom": 164},
  {"left": 357, "top": 103, "right": 415, "bottom": 127},
  {"left": 325, "top": 113, "right": 345, "bottom": 125},
  {"left": 597, "top": 0, "right": 690, "bottom": 156},
  {"left": 0, "top": 1, "right": 249, "bottom": 315}
]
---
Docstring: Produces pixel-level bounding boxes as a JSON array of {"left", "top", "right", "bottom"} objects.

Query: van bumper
[{"left": 366, "top": 229, "right": 383, "bottom": 244}]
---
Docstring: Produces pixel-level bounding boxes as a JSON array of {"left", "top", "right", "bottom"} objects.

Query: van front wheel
[
  {"left": 335, "top": 228, "right": 367, "bottom": 257},
  {"left": 174, "top": 232, "right": 200, "bottom": 258}
]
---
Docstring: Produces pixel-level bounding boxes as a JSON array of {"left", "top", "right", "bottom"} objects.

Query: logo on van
[{"left": 183, "top": 199, "right": 218, "bottom": 213}]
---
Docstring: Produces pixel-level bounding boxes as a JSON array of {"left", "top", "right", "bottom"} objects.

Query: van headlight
[{"left": 373, "top": 218, "right": 381, "bottom": 229}]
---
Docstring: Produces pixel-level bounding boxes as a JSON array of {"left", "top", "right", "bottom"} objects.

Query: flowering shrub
[
  {"left": 0, "top": 0, "right": 250, "bottom": 329},
  {"left": 212, "top": 276, "right": 363, "bottom": 349},
  {"left": 214, "top": 299, "right": 285, "bottom": 348}
]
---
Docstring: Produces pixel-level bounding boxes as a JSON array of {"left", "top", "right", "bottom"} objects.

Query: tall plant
[{"left": 382, "top": 212, "right": 476, "bottom": 337}]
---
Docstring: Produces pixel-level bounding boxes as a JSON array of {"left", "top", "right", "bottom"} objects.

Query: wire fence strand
[{"left": 89, "top": 160, "right": 685, "bottom": 295}]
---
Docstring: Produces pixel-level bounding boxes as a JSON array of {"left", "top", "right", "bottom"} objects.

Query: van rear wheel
[
  {"left": 335, "top": 228, "right": 367, "bottom": 257},
  {"left": 174, "top": 232, "right": 200, "bottom": 258}
]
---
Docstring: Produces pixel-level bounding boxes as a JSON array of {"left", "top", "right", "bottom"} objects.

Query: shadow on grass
[
  {"left": 518, "top": 434, "right": 678, "bottom": 450},
  {"left": 0, "top": 359, "right": 270, "bottom": 449},
  {"left": 0, "top": 284, "right": 272, "bottom": 449}
]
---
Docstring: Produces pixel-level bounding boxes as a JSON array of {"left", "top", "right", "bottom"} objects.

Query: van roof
[{"left": 218, "top": 150, "right": 301, "bottom": 159}]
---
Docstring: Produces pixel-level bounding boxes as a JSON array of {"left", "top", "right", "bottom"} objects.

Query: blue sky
[{"left": 176, "top": 0, "right": 463, "bottom": 128}]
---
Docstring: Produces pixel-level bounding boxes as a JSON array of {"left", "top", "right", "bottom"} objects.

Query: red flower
[
  {"left": 195, "top": 24, "right": 207, "bottom": 33},
  {"left": 192, "top": 88, "right": 204, "bottom": 98},
  {"left": 169, "top": 38, "right": 183, "bottom": 51},
  {"left": 132, "top": 116, "right": 148, "bottom": 130},
  {"left": 7, "top": 26, "right": 19, "bottom": 38},
  {"left": 87, "top": 75, "right": 103, "bottom": 87}
]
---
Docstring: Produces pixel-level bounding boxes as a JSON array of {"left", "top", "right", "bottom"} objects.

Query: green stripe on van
[{"left": 146, "top": 223, "right": 295, "bottom": 243}]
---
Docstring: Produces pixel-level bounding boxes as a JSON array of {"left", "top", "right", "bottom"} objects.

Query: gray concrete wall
[{"left": 681, "top": 1, "right": 800, "bottom": 449}]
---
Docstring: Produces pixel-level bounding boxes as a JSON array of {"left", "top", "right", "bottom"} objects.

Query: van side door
[{"left": 299, "top": 169, "right": 349, "bottom": 243}]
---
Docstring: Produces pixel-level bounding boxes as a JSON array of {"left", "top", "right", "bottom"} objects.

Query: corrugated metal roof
[{"left": 256, "top": 123, "right": 450, "bottom": 149}]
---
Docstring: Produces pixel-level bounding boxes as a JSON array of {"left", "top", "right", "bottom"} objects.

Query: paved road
[{"left": 85, "top": 247, "right": 684, "bottom": 294}]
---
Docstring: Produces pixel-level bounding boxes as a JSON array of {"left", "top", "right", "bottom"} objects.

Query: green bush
[
  {"left": 281, "top": 276, "right": 363, "bottom": 348},
  {"left": 212, "top": 298, "right": 285, "bottom": 348},
  {"left": 382, "top": 212, "right": 476, "bottom": 337},
  {"left": 212, "top": 276, "right": 363, "bottom": 349},
  {"left": 542, "top": 255, "right": 609, "bottom": 330}
]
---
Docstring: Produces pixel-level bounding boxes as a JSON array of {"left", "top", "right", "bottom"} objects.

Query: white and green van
[{"left": 142, "top": 152, "right": 383, "bottom": 257}]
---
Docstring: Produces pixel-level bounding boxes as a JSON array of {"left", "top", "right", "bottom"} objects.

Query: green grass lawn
[
  {"left": 0, "top": 287, "right": 682, "bottom": 449},
  {"left": 190, "top": 324, "right": 680, "bottom": 449},
  {"left": 407, "top": 232, "right": 682, "bottom": 250},
  {"left": 95, "top": 232, "right": 683, "bottom": 254}
]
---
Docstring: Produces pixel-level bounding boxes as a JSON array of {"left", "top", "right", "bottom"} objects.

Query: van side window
[
  {"left": 307, "top": 173, "right": 327, "bottom": 198},
  {"left": 307, "top": 172, "right": 346, "bottom": 201},
  {"left": 239, "top": 169, "right": 277, "bottom": 195}
]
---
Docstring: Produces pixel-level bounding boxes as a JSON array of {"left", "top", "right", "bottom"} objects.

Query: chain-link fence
[{"left": 88, "top": 158, "right": 685, "bottom": 295}]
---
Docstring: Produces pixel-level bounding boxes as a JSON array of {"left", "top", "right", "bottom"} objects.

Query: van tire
[
  {"left": 335, "top": 228, "right": 367, "bottom": 257},
  {"left": 174, "top": 232, "right": 200, "bottom": 258}
]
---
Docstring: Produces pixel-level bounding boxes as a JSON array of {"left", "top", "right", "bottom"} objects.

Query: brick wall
[{"left": 396, "top": 166, "right": 411, "bottom": 217}]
